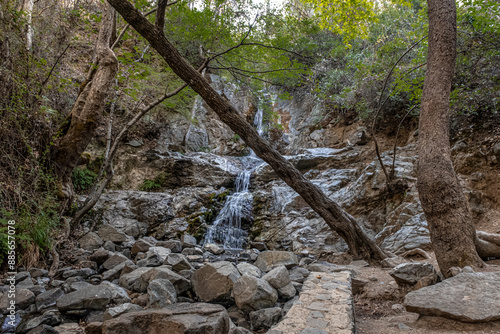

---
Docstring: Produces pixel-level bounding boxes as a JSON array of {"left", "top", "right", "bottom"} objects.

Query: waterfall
[
  {"left": 204, "top": 106, "right": 265, "bottom": 250},
  {"left": 203, "top": 171, "right": 252, "bottom": 250}
]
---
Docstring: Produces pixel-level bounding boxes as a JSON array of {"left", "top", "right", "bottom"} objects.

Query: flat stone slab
[
  {"left": 404, "top": 272, "right": 500, "bottom": 322},
  {"left": 267, "top": 271, "right": 354, "bottom": 334}
]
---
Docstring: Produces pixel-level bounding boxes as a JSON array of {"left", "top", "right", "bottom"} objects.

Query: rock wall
[{"left": 88, "top": 75, "right": 500, "bottom": 258}]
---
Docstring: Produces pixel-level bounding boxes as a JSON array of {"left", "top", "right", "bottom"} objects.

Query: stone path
[{"left": 268, "top": 271, "right": 355, "bottom": 334}]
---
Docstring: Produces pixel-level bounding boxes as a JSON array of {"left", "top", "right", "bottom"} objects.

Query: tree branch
[{"left": 156, "top": 0, "right": 168, "bottom": 31}]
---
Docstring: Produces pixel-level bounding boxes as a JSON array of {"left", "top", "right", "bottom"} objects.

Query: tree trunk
[
  {"left": 22, "top": 0, "right": 34, "bottom": 51},
  {"left": 52, "top": 4, "right": 118, "bottom": 199},
  {"left": 417, "top": 0, "right": 483, "bottom": 277},
  {"left": 106, "top": 0, "right": 387, "bottom": 261}
]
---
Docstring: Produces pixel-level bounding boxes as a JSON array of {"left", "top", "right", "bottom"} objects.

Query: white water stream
[{"left": 204, "top": 107, "right": 265, "bottom": 250}]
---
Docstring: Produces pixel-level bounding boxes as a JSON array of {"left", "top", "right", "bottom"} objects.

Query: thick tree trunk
[
  {"left": 107, "top": 0, "right": 387, "bottom": 261},
  {"left": 417, "top": 0, "right": 483, "bottom": 277},
  {"left": 53, "top": 4, "right": 118, "bottom": 199}
]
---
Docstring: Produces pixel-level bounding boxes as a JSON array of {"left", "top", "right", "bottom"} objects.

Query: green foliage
[
  {"left": 138, "top": 172, "right": 171, "bottom": 191},
  {"left": 71, "top": 168, "right": 97, "bottom": 192}
]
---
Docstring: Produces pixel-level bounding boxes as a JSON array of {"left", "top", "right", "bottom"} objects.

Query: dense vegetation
[{"left": 0, "top": 0, "right": 499, "bottom": 268}]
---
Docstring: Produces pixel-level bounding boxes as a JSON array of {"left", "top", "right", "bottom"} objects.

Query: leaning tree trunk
[
  {"left": 107, "top": 0, "right": 387, "bottom": 261},
  {"left": 417, "top": 0, "right": 483, "bottom": 277},
  {"left": 52, "top": 4, "right": 118, "bottom": 200}
]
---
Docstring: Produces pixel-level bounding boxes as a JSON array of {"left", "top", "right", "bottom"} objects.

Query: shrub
[{"left": 71, "top": 168, "right": 97, "bottom": 192}]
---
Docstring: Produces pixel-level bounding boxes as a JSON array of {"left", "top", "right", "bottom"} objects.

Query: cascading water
[
  {"left": 204, "top": 106, "right": 265, "bottom": 250},
  {"left": 203, "top": 171, "right": 252, "bottom": 250}
]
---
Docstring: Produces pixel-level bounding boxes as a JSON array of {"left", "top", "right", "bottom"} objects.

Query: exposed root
[
  {"left": 49, "top": 217, "right": 71, "bottom": 276},
  {"left": 476, "top": 231, "right": 500, "bottom": 258},
  {"left": 401, "top": 248, "right": 431, "bottom": 260}
]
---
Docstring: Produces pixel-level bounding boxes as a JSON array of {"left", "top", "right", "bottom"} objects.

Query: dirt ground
[{"left": 354, "top": 257, "right": 500, "bottom": 334}]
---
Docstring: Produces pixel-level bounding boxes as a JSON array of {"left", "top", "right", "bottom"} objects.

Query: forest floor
[{"left": 354, "top": 257, "right": 500, "bottom": 334}]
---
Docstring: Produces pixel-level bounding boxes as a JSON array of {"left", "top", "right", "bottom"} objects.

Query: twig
[
  {"left": 37, "top": 44, "right": 70, "bottom": 97},
  {"left": 371, "top": 35, "right": 427, "bottom": 183},
  {"left": 391, "top": 105, "right": 417, "bottom": 176}
]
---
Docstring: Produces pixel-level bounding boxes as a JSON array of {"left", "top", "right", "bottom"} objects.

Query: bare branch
[
  {"left": 37, "top": 44, "right": 70, "bottom": 97},
  {"left": 391, "top": 104, "right": 418, "bottom": 176}
]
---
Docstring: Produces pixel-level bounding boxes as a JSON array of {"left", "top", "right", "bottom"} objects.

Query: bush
[
  {"left": 138, "top": 172, "right": 170, "bottom": 192},
  {"left": 71, "top": 168, "right": 97, "bottom": 192}
]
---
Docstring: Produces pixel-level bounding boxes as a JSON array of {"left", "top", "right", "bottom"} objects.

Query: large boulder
[
  {"left": 103, "top": 303, "right": 143, "bottom": 321},
  {"left": 192, "top": 262, "right": 241, "bottom": 305},
  {"left": 163, "top": 253, "right": 193, "bottom": 272},
  {"left": 236, "top": 263, "right": 261, "bottom": 278},
  {"left": 233, "top": 276, "right": 278, "bottom": 312},
  {"left": 253, "top": 251, "right": 298, "bottom": 272},
  {"left": 35, "top": 288, "right": 64, "bottom": 311},
  {"left": 262, "top": 266, "right": 291, "bottom": 289},
  {"left": 56, "top": 285, "right": 112, "bottom": 311},
  {"left": 136, "top": 247, "right": 171, "bottom": 267},
  {"left": 147, "top": 279, "right": 177, "bottom": 308},
  {"left": 404, "top": 272, "right": 500, "bottom": 322},
  {"left": 97, "top": 225, "right": 127, "bottom": 244},
  {"left": 119, "top": 266, "right": 190, "bottom": 294},
  {"left": 0, "top": 288, "right": 35, "bottom": 312},
  {"left": 390, "top": 262, "right": 440, "bottom": 286},
  {"left": 101, "top": 303, "right": 230, "bottom": 334},
  {"left": 78, "top": 232, "right": 103, "bottom": 251},
  {"left": 249, "top": 307, "right": 282, "bottom": 331}
]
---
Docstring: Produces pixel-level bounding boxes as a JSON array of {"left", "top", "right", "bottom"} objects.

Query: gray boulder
[
  {"left": 102, "top": 253, "right": 130, "bottom": 270},
  {"left": 35, "top": 288, "right": 64, "bottom": 311},
  {"left": 262, "top": 266, "right": 291, "bottom": 289},
  {"left": 159, "top": 240, "right": 182, "bottom": 253},
  {"left": 181, "top": 234, "right": 197, "bottom": 248},
  {"left": 26, "top": 325, "right": 58, "bottom": 334},
  {"left": 120, "top": 266, "right": 190, "bottom": 294},
  {"left": 390, "top": 262, "right": 440, "bottom": 286},
  {"left": 131, "top": 239, "right": 153, "bottom": 255},
  {"left": 204, "top": 243, "right": 224, "bottom": 255},
  {"left": 249, "top": 307, "right": 282, "bottom": 331},
  {"left": 163, "top": 253, "right": 193, "bottom": 272},
  {"left": 101, "top": 303, "right": 230, "bottom": 334},
  {"left": 100, "top": 281, "right": 132, "bottom": 304},
  {"left": 233, "top": 276, "right": 278, "bottom": 312},
  {"left": 56, "top": 285, "right": 112, "bottom": 311},
  {"left": 236, "top": 263, "right": 261, "bottom": 278},
  {"left": 147, "top": 278, "right": 177, "bottom": 308},
  {"left": 277, "top": 283, "right": 297, "bottom": 300},
  {"left": 103, "top": 303, "right": 143, "bottom": 321},
  {"left": 137, "top": 247, "right": 171, "bottom": 267},
  {"left": 404, "top": 272, "right": 500, "bottom": 322},
  {"left": 0, "top": 288, "right": 35, "bottom": 312},
  {"left": 254, "top": 251, "right": 298, "bottom": 272},
  {"left": 192, "top": 261, "right": 241, "bottom": 305},
  {"left": 78, "top": 232, "right": 103, "bottom": 251},
  {"left": 97, "top": 225, "right": 127, "bottom": 243}
]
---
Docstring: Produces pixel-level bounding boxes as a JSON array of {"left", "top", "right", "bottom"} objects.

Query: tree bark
[
  {"left": 417, "top": 0, "right": 483, "bottom": 277},
  {"left": 22, "top": 0, "right": 34, "bottom": 51},
  {"left": 106, "top": 0, "right": 387, "bottom": 261},
  {"left": 53, "top": 4, "right": 118, "bottom": 199}
]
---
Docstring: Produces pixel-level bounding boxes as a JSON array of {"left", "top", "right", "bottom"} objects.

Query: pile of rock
[{"left": 0, "top": 228, "right": 314, "bottom": 334}]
